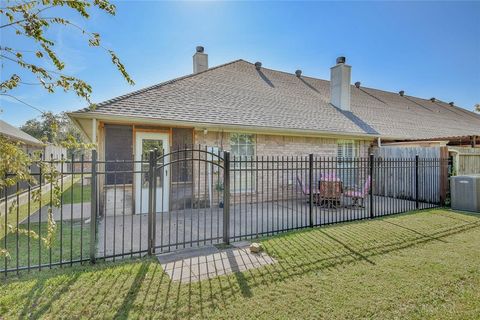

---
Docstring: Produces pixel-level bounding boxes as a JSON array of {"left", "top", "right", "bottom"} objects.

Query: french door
[{"left": 134, "top": 132, "right": 170, "bottom": 214}]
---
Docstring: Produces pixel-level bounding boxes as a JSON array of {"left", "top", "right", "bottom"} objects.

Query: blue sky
[{"left": 1, "top": 1, "right": 479, "bottom": 127}]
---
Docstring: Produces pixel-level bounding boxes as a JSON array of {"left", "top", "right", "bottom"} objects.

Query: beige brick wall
[
  {"left": 194, "top": 131, "right": 371, "bottom": 157},
  {"left": 190, "top": 130, "right": 374, "bottom": 206}
]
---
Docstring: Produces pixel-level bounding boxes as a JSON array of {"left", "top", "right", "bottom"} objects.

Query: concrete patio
[{"left": 96, "top": 195, "right": 436, "bottom": 257}]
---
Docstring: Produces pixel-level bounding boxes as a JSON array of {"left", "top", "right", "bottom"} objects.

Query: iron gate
[{"left": 146, "top": 147, "right": 230, "bottom": 254}]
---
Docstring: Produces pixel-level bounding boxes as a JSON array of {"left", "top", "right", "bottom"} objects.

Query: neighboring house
[
  {"left": 1, "top": 119, "right": 69, "bottom": 198},
  {"left": 0, "top": 119, "right": 44, "bottom": 152},
  {"left": 1, "top": 119, "right": 44, "bottom": 198},
  {"left": 68, "top": 47, "right": 480, "bottom": 213}
]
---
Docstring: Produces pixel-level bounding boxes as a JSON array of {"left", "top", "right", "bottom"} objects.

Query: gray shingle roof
[
  {"left": 0, "top": 119, "right": 43, "bottom": 146},
  {"left": 72, "top": 60, "right": 480, "bottom": 140}
]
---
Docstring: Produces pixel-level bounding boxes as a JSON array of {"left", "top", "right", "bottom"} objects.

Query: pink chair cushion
[
  {"left": 345, "top": 176, "right": 371, "bottom": 198},
  {"left": 322, "top": 173, "right": 340, "bottom": 181},
  {"left": 344, "top": 190, "right": 363, "bottom": 198},
  {"left": 362, "top": 176, "right": 372, "bottom": 194}
]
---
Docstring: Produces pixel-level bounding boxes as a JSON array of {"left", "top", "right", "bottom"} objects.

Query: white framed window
[
  {"left": 230, "top": 133, "right": 255, "bottom": 158},
  {"left": 230, "top": 133, "right": 256, "bottom": 192},
  {"left": 337, "top": 139, "right": 359, "bottom": 159},
  {"left": 337, "top": 140, "right": 360, "bottom": 188}
]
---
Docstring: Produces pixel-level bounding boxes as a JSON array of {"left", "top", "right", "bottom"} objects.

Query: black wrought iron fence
[{"left": 1, "top": 147, "right": 448, "bottom": 276}]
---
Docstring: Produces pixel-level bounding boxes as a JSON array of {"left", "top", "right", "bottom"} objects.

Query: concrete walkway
[
  {"left": 20, "top": 202, "right": 91, "bottom": 224},
  {"left": 1, "top": 175, "right": 76, "bottom": 215}
]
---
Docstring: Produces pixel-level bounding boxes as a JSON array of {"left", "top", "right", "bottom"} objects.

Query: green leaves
[
  {"left": 94, "top": 0, "right": 116, "bottom": 15},
  {"left": 88, "top": 32, "right": 100, "bottom": 47},
  {"left": 0, "top": 137, "right": 36, "bottom": 191},
  {"left": 1, "top": 0, "right": 134, "bottom": 103},
  {"left": 0, "top": 0, "right": 130, "bottom": 257},
  {"left": 41, "top": 43, "right": 65, "bottom": 70},
  {"left": 0, "top": 74, "right": 21, "bottom": 91},
  {"left": 109, "top": 50, "right": 135, "bottom": 85}
]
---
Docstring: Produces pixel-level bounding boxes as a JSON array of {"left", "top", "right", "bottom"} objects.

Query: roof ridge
[
  {"left": 434, "top": 99, "right": 480, "bottom": 120},
  {"left": 242, "top": 60, "right": 331, "bottom": 84},
  {"left": 73, "top": 59, "right": 245, "bottom": 113},
  {"left": 77, "top": 57, "right": 474, "bottom": 115},
  {"left": 243, "top": 62, "right": 476, "bottom": 114},
  {"left": 357, "top": 86, "right": 477, "bottom": 116}
]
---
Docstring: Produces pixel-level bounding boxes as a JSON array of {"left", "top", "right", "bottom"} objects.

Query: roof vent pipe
[
  {"left": 430, "top": 97, "right": 436, "bottom": 102},
  {"left": 255, "top": 62, "right": 262, "bottom": 70},
  {"left": 193, "top": 46, "right": 208, "bottom": 73},
  {"left": 354, "top": 81, "right": 361, "bottom": 88},
  {"left": 399, "top": 90, "right": 405, "bottom": 96},
  {"left": 295, "top": 70, "right": 302, "bottom": 77},
  {"left": 330, "top": 56, "right": 351, "bottom": 111},
  {"left": 449, "top": 102, "right": 454, "bottom": 106}
]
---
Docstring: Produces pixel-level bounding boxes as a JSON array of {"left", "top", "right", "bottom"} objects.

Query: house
[
  {"left": 0, "top": 119, "right": 44, "bottom": 151},
  {"left": 1, "top": 119, "right": 45, "bottom": 198},
  {"left": 68, "top": 47, "right": 480, "bottom": 213}
]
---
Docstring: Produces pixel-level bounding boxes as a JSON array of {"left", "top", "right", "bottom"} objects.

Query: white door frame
[{"left": 134, "top": 131, "right": 170, "bottom": 214}]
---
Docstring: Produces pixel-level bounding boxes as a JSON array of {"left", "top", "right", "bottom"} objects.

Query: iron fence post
[
  {"left": 415, "top": 155, "right": 419, "bottom": 209},
  {"left": 90, "top": 150, "right": 97, "bottom": 264},
  {"left": 223, "top": 151, "right": 230, "bottom": 244},
  {"left": 147, "top": 150, "right": 155, "bottom": 256},
  {"left": 152, "top": 149, "right": 158, "bottom": 254},
  {"left": 369, "top": 154, "right": 374, "bottom": 219},
  {"left": 309, "top": 154, "right": 314, "bottom": 227}
]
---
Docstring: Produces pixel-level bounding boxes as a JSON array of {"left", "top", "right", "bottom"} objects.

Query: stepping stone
[{"left": 157, "top": 242, "right": 276, "bottom": 283}]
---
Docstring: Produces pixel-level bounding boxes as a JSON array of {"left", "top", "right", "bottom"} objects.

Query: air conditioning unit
[{"left": 450, "top": 175, "right": 480, "bottom": 213}]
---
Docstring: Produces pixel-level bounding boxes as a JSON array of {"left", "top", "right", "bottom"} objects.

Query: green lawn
[
  {"left": 1, "top": 209, "right": 479, "bottom": 319},
  {"left": 0, "top": 175, "right": 80, "bottom": 239},
  {"left": 1, "top": 221, "right": 90, "bottom": 273},
  {"left": 61, "top": 181, "right": 91, "bottom": 205}
]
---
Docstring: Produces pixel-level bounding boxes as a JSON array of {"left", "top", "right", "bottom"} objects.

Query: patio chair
[{"left": 343, "top": 176, "right": 371, "bottom": 208}]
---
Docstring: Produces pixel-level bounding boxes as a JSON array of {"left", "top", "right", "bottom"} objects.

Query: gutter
[
  {"left": 68, "top": 112, "right": 381, "bottom": 140},
  {"left": 1, "top": 133, "right": 44, "bottom": 147},
  {"left": 69, "top": 112, "right": 477, "bottom": 142}
]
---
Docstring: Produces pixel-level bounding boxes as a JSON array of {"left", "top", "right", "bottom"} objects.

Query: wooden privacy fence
[
  {"left": 449, "top": 147, "right": 480, "bottom": 175},
  {"left": 371, "top": 146, "right": 449, "bottom": 204}
]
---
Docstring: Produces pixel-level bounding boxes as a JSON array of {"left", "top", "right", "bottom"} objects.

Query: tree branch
[
  {"left": 0, "top": 5, "right": 54, "bottom": 29},
  {"left": 0, "top": 54, "right": 63, "bottom": 76},
  {"left": 0, "top": 93, "right": 46, "bottom": 114}
]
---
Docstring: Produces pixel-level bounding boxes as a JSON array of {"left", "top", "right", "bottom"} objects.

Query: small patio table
[{"left": 317, "top": 179, "right": 343, "bottom": 208}]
